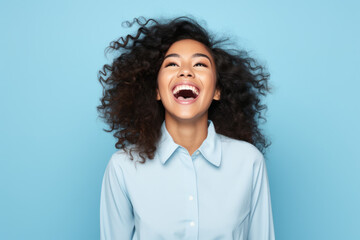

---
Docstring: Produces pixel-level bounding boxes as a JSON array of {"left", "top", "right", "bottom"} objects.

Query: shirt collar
[{"left": 156, "top": 120, "right": 222, "bottom": 167}]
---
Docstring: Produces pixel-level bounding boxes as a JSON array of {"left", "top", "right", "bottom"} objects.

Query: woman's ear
[
  {"left": 156, "top": 89, "right": 161, "bottom": 100},
  {"left": 213, "top": 88, "right": 220, "bottom": 100}
]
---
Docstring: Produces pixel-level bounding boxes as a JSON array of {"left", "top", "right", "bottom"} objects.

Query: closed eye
[
  {"left": 194, "top": 62, "right": 207, "bottom": 67},
  {"left": 165, "top": 62, "right": 178, "bottom": 67}
]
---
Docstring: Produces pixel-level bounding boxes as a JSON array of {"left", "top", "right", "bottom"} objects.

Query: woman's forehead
[
  {"left": 166, "top": 39, "right": 212, "bottom": 56},
  {"left": 163, "top": 39, "right": 214, "bottom": 66}
]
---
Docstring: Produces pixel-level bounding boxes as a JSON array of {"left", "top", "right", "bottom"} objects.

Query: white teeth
[{"left": 172, "top": 85, "right": 199, "bottom": 96}]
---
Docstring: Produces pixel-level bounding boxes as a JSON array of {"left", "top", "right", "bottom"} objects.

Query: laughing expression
[{"left": 157, "top": 39, "right": 220, "bottom": 123}]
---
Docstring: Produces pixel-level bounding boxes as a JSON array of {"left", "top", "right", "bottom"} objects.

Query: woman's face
[{"left": 157, "top": 39, "right": 220, "bottom": 124}]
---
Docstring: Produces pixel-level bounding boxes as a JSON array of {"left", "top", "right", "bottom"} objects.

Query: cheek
[
  {"left": 157, "top": 72, "right": 166, "bottom": 89},
  {"left": 157, "top": 76, "right": 171, "bottom": 99},
  {"left": 157, "top": 78, "right": 166, "bottom": 94},
  {"left": 201, "top": 73, "right": 217, "bottom": 89},
  {"left": 157, "top": 70, "right": 175, "bottom": 90}
]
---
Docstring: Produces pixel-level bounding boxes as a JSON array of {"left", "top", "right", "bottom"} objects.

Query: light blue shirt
[{"left": 100, "top": 120, "right": 275, "bottom": 239}]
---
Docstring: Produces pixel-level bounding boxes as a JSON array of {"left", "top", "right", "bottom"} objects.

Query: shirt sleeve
[
  {"left": 248, "top": 153, "right": 275, "bottom": 240},
  {"left": 100, "top": 154, "right": 135, "bottom": 240}
]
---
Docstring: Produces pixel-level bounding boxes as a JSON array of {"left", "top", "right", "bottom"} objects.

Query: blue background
[{"left": 1, "top": 0, "right": 359, "bottom": 239}]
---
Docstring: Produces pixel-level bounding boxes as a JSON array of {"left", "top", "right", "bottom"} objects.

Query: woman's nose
[{"left": 177, "top": 65, "right": 194, "bottom": 78}]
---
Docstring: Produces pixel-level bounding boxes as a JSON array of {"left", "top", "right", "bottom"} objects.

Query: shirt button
[
  {"left": 190, "top": 221, "right": 195, "bottom": 227},
  {"left": 195, "top": 151, "right": 199, "bottom": 155},
  {"left": 189, "top": 195, "right": 194, "bottom": 201}
]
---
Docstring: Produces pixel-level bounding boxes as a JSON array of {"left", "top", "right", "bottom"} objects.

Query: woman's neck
[{"left": 164, "top": 115, "right": 209, "bottom": 156}]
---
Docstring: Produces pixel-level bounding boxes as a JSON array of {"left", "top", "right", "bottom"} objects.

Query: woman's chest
[{"left": 125, "top": 157, "right": 253, "bottom": 239}]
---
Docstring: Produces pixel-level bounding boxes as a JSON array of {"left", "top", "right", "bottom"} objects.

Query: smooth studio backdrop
[{"left": 1, "top": 0, "right": 359, "bottom": 239}]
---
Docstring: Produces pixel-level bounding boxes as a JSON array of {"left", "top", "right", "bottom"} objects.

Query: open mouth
[{"left": 172, "top": 85, "right": 199, "bottom": 101}]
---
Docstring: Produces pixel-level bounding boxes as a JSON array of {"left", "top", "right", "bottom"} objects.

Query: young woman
[{"left": 98, "top": 16, "right": 275, "bottom": 240}]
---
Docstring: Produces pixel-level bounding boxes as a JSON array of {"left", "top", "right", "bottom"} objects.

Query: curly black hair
[{"left": 97, "top": 16, "right": 271, "bottom": 163}]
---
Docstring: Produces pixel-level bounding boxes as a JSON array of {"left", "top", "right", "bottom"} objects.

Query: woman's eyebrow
[
  {"left": 164, "top": 53, "right": 180, "bottom": 59},
  {"left": 192, "top": 53, "right": 212, "bottom": 63},
  {"left": 164, "top": 53, "right": 212, "bottom": 64}
]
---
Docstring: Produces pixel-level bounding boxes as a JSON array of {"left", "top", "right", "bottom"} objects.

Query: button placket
[{"left": 186, "top": 153, "right": 199, "bottom": 239}]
